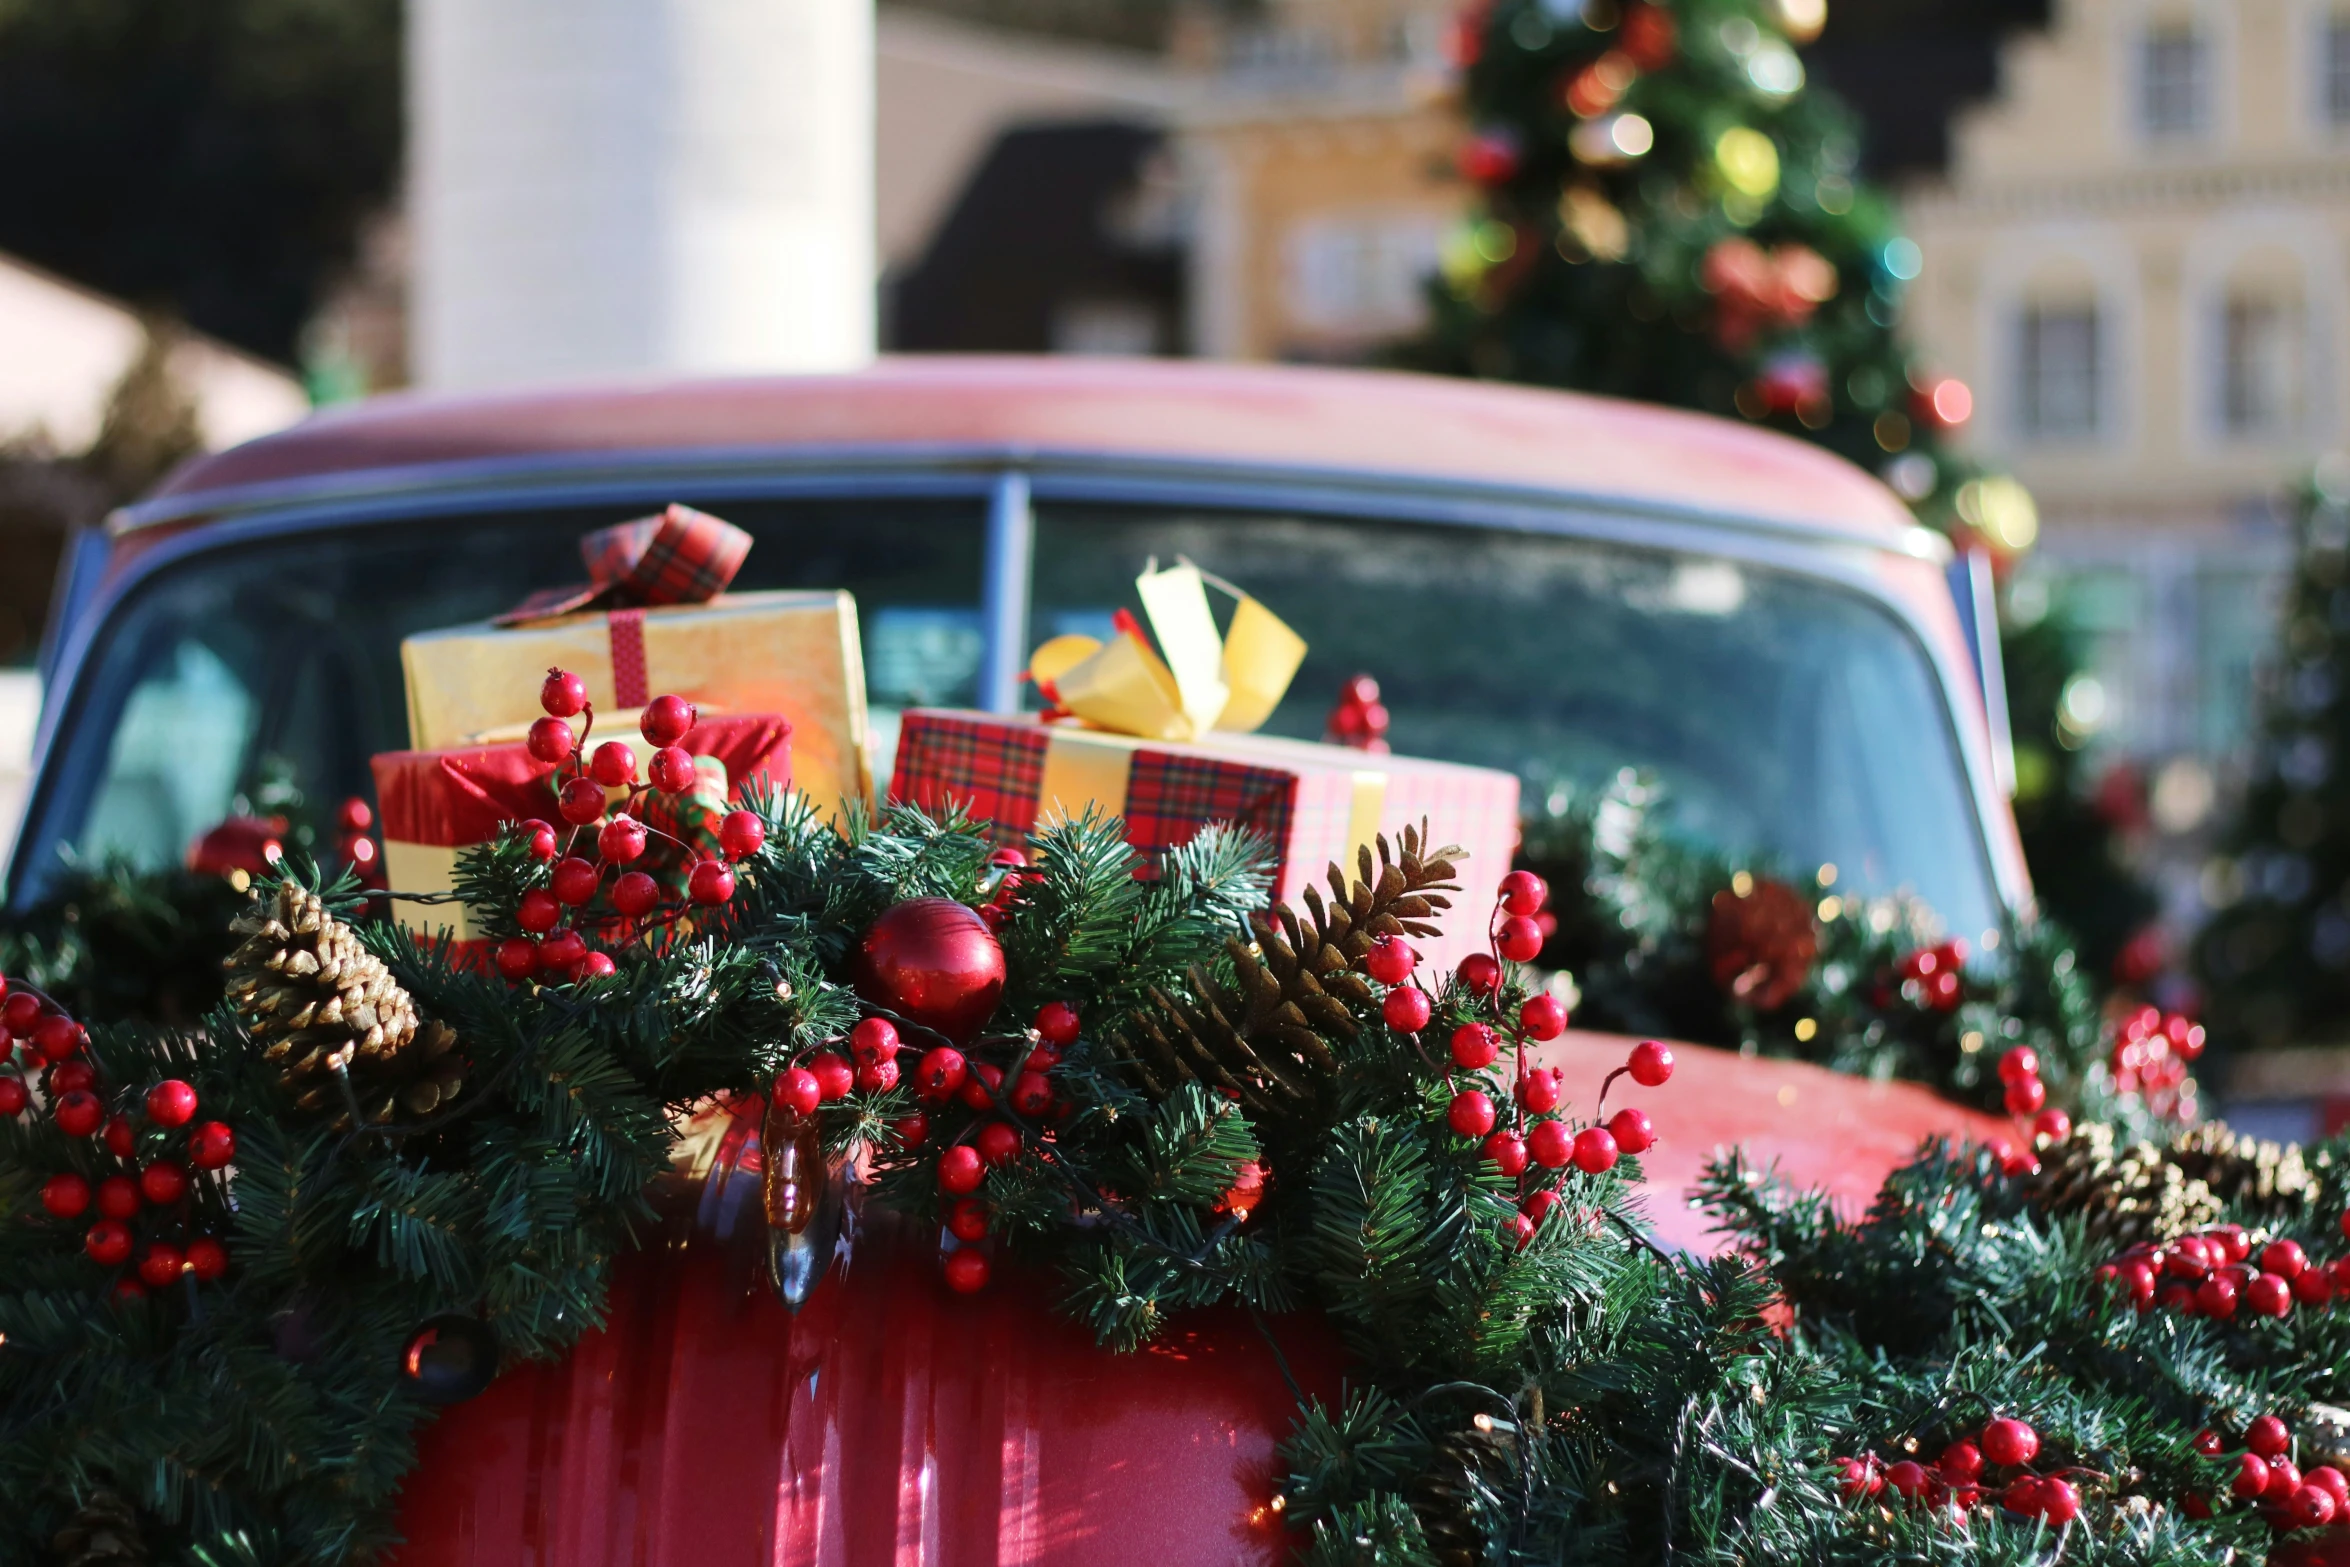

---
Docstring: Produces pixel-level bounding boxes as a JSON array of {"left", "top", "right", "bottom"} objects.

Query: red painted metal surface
[{"left": 390, "top": 1035, "right": 2004, "bottom": 1565}]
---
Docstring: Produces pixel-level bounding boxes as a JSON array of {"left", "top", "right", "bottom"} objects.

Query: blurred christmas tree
[{"left": 2198, "top": 476, "right": 2350, "bottom": 1054}]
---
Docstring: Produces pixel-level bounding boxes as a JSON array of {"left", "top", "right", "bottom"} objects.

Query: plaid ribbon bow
[{"left": 495, "top": 504, "right": 753, "bottom": 625}]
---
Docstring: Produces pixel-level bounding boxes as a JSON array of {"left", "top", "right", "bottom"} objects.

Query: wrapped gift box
[
  {"left": 372, "top": 713, "right": 791, "bottom": 943},
  {"left": 889, "top": 710, "right": 1519, "bottom": 971},
  {"left": 400, "top": 590, "right": 869, "bottom": 824}
]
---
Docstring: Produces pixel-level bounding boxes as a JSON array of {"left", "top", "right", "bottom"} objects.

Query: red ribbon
[{"left": 496, "top": 504, "right": 753, "bottom": 626}]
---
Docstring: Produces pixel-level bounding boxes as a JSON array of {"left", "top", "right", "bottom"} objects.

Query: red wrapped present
[
  {"left": 372, "top": 713, "right": 791, "bottom": 943},
  {"left": 888, "top": 710, "right": 1519, "bottom": 972}
]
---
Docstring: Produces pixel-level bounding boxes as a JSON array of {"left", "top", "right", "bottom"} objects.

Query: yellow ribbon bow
[{"left": 1026, "top": 561, "right": 1307, "bottom": 742}]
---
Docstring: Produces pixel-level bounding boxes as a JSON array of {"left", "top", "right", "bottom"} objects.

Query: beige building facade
[{"left": 1904, "top": 0, "right": 2350, "bottom": 764}]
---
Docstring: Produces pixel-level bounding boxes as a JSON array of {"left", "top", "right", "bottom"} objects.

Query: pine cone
[
  {"left": 51, "top": 1493, "right": 143, "bottom": 1567},
  {"left": 1119, "top": 826, "right": 1460, "bottom": 1124},
  {"left": 1407, "top": 1421, "right": 1514, "bottom": 1567},
  {"left": 2166, "top": 1122, "right": 2317, "bottom": 1212},
  {"left": 2030, "top": 1123, "right": 2223, "bottom": 1248},
  {"left": 1704, "top": 877, "right": 1817, "bottom": 1011},
  {"left": 224, "top": 881, "right": 463, "bottom": 1126}
]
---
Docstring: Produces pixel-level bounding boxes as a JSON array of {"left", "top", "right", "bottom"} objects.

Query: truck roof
[{"left": 146, "top": 356, "right": 1920, "bottom": 545}]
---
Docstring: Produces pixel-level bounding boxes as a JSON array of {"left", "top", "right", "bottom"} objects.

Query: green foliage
[{"left": 0, "top": 859, "right": 244, "bottom": 1027}]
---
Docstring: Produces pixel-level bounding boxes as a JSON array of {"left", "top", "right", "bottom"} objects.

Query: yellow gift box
[{"left": 400, "top": 590, "right": 871, "bottom": 822}]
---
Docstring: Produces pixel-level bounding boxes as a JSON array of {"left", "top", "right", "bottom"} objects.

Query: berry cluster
[
  {"left": 1, "top": 974, "right": 234, "bottom": 1300},
  {"left": 1895, "top": 938, "right": 1969, "bottom": 1013},
  {"left": 2108, "top": 1005, "right": 2202, "bottom": 1125},
  {"left": 972, "top": 845, "right": 1035, "bottom": 934},
  {"left": 1837, "top": 1416, "right": 2082, "bottom": 1526},
  {"left": 1374, "top": 870, "right": 1671, "bottom": 1247},
  {"left": 1323, "top": 674, "right": 1391, "bottom": 753},
  {"left": 2191, "top": 1415, "right": 2350, "bottom": 1532},
  {"left": 494, "top": 670, "right": 769, "bottom": 983},
  {"left": 2096, "top": 1219, "right": 2347, "bottom": 1323}
]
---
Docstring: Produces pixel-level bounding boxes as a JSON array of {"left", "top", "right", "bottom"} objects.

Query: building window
[
  {"left": 1282, "top": 215, "right": 1444, "bottom": 338},
  {"left": 2017, "top": 303, "right": 2102, "bottom": 440},
  {"left": 2220, "top": 293, "right": 2303, "bottom": 438},
  {"left": 2140, "top": 22, "right": 2209, "bottom": 137},
  {"left": 2325, "top": 13, "right": 2350, "bottom": 127}
]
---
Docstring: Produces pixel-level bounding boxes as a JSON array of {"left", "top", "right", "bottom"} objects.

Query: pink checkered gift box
[{"left": 889, "top": 710, "right": 1520, "bottom": 971}]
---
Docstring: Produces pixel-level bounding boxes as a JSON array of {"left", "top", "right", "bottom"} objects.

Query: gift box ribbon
[{"left": 495, "top": 503, "right": 754, "bottom": 629}]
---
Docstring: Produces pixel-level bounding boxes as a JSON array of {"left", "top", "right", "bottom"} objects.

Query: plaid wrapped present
[
  {"left": 889, "top": 710, "right": 1520, "bottom": 971},
  {"left": 371, "top": 713, "right": 790, "bottom": 945}
]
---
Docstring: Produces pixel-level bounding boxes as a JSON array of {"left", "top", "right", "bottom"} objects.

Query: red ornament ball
[
  {"left": 187, "top": 1236, "right": 229, "bottom": 1282},
  {"left": 1571, "top": 1126, "right": 1619, "bottom": 1174},
  {"left": 42, "top": 1172, "right": 91, "bottom": 1218},
  {"left": 649, "top": 745, "right": 697, "bottom": 795},
  {"left": 495, "top": 938, "right": 538, "bottom": 982},
  {"left": 1499, "top": 869, "right": 1548, "bottom": 917},
  {"left": 1450, "top": 1023, "right": 1500, "bottom": 1069},
  {"left": 54, "top": 1090, "right": 103, "bottom": 1138},
  {"left": 558, "top": 776, "right": 608, "bottom": 825},
  {"left": 1980, "top": 1417, "right": 2039, "bottom": 1467},
  {"left": 2003, "top": 1077, "right": 2047, "bottom": 1116},
  {"left": 189, "top": 1121, "right": 235, "bottom": 1170},
  {"left": 1365, "top": 935, "right": 1416, "bottom": 986},
  {"left": 937, "top": 1144, "right": 985, "bottom": 1195},
  {"left": 2248, "top": 1415, "right": 2292, "bottom": 1458},
  {"left": 598, "top": 814, "right": 648, "bottom": 864},
  {"left": 1496, "top": 917, "right": 1545, "bottom": 964},
  {"left": 139, "top": 1161, "right": 190, "bottom": 1206},
  {"left": 914, "top": 1047, "right": 968, "bottom": 1102},
  {"left": 517, "top": 888, "right": 562, "bottom": 934},
  {"left": 850, "top": 1017, "right": 901, "bottom": 1062},
  {"left": 808, "top": 1052, "right": 855, "bottom": 1102},
  {"left": 948, "top": 1198, "right": 989, "bottom": 1243},
  {"left": 976, "top": 1120, "right": 1022, "bottom": 1167},
  {"left": 1528, "top": 1120, "right": 1572, "bottom": 1169},
  {"left": 943, "top": 1246, "right": 991, "bottom": 1294},
  {"left": 138, "top": 1244, "right": 185, "bottom": 1289},
  {"left": 1458, "top": 953, "right": 1503, "bottom": 997},
  {"left": 541, "top": 668, "right": 589, "bottom": 718},
  {"left": 1627, "top": 1040, "right": 1674, "bottom": 1087},
  {"left": 1518, "top": 1067, "right": 1564, "bottom": 1113},
  {"left": 589, "top": 740, "right": 637, "bottom": 788},
  {"left": 1483, "top": 1131, "right": 1528, "bottom": 1176},
  {"left": 1519, "top": 993, "right": 1567, "bottom": 1041},
  {"left": 526, "top": 716, "right": 576, "bottom": 766},
  {"left": 773, "top": 1068, "right": 821, "bottom": 1117},
  {"left": 1607, "top": 1107, "right": 1655, "bottom": 1154},
  {"left": 1383, "top": 986, "right": 1432, "bottom": 1033},
  {"left": 551, "top": 856, "right": 601, "bottom": 906},
  {"left": 687, "top": 860, "right": 736, "bottom": 906},
  {"left": 517, "top": 819, "right": 559, "bottom": 860},
  {"left": 857, "top": 1057, "right": 902, "bottom": 1095},
  {"left": 718, "top": 809, "right": 767, "bottom": 861},
  {"left": 641, "top": 693, "right": 697, "bottom": 747},
  {"left": 1996, "top": 1047, "right": 2039, "bottom": 1085},
  {"left": 1447, "top": 1090, "right": 1497, "bottom": 1139},
  {"left": 855, "top": 898, "right": 1008, "bottom": 1044},
  {"left": 1034, "top": 1001, "right": 1081, "bottom": 1047},
  {"left": 85, "top": 1219, "right": 133, "bottom": 1267},
  {"left": 611, "top": 871, "right": 660, "bottom": 918},
  {"left": 0, "top": 1077, "right": 24, "bottom": 1117}
]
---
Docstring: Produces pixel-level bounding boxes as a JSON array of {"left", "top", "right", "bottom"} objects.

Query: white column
[{"left": 410, "top": 0, "right": 874, "bottom": 391}]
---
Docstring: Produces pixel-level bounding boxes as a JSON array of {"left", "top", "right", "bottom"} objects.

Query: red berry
[
  {"left": 338, "top": 797, "right": 374, "bottom": 834},
  {"left": 1885, "top": 1460, "right": 1928, "bottom": 1500},
  {"left": 1009, "top": 1071, "right": 1053, "bottom": 1117},
  {"left": 1383, "top": 986, "right": 1432, "bottom": 1032},
  {"left": 558, "top": 776, "right": 608, "bottom": 825},
  {"left": 1996, "top": 1047, "right": 2039, "bottom": 1085},
  {"left": 915, "top": 1047, "right": 969, "bottom": 1102},
  {"left": 590, "top": 740, "right": 637, "bottom": 788},
  {"left": 857, "top": 1056, "right": 902, "bottom": 1094},
  {"left": 1447, "top": 1090, "right": 1497, "bottom": 1138},
  {"left": 2310, "top": 1466, "right": 2350, "bottom": 1510},
  {"left": 536, "top": 929, "right": 588, "bottom": 974},
  {"left": 139, "top": 1162, "right": 189, "bottom": 1206},
  {"left": 2269, "top": 1458, "right": 2305, "bottom": 1502},
  {"left": 892, "top": 1112, "right": 929, "bottom": 1149},
  {"left": 1498, "top": 869, "right": 1548, "bottom": 917},
  {"left": 2033, "top": 1108, "right": 2071, "bottom": 1142},
  {"left": 943, "top": 1246, "right": 991, "bottom": 1293},
  {"left": 2003, "top": 1077, "right": 2047, "bottom": 1116},
  {"left": 189, "top": 1121, "right": 235, "bottom": 1170},
  {"left": 1980, "top": 1417, "right": 2039, "bottom": 1467},
  {"left": 959, "top": 1062, "right": 1005, "bottom": 1113},
  {"left": 138, "top": 1244, "right": 185, "bottom": 1288},
  {"left": 1519, "top": 993, "right": 1568, "bottom": 1041},
  {"left": 1451, "top": 1023, "right": 1500, "bottom": 1069},
  {"left": 102, "top": 1114, "right": 135, "bottom": 1159},
  {"left": 2167, "top": 1236, "right": 2212, "bottom": 1278},
  {"left": 774, "top": 1068, "right": 821, "bottom": 1116},
  {"left": 34, "top": 1015, "right": 86, "bottom": 1063},
  {"left": 1836, "top": 1456, "right": 1883, "bottom": 1500},
  {"left": 976, "top": 1120, "right": 1022, "bottom": 1166},
  {"left": 2036, "top": 1477, "right": 2080, "bottom": 1525},
  {"left": 1365, "top": 935, "right": 1416, "bottom": 985},
  {"left": 1484, "top": 1131, "right": 1528, "bottom": 1176},
  {"left": 0, "top": 1078, "right": 25, "bottom": 1117},
  {"left": 495, "top": 938, "right": 538, "bottom": 981},
  {"left": 2249, "top": 1416, "right": 2291, "bottom": 1458},
  {"left": 85, "top": 1219, "right": 132, "bottom": 1266},
  {"left": 611, "top": 871, "right": 660, "bottom": 918},
  {"left": 2262, "top": 1239, "right": 2309, "bottom": 1279},
  {"left": 1627, "top": 1040, "right": 1674, "bottom": 1087},
  {"left": 2212, "top": 1225, "right": 2251, "bottom": 1263},
  {"left": 948, "top": 1198, "right": 989, "bottom": 1242},
  {"left": 1518, "top": 1067, "right": 1564, "bottom": 1113},
  {"left": 1034, "top": 1001, "right": 1081, "bottom": 1047},
  {"left": 1939, "top": 1441, "right": 1983, "bottom": 1482},
  {"left": 851, "top": 1017, "right": 900, "bottom": 1062},
  {"left": 1528, "top": 1120, "right": 1572, "bottom": 1168},
  {"left": 541, "top": 668, "right": 588, "bottom": 718},
  {"left": 54, "top": 1090, "right": 103, "bottom": 1138},
  {"left": 718, "top": 809, "right": 767, "bottom": 861},
  {"left": 2297, "top": 1265, "right": 2334, "bottom": 1307},
  {"left": 1571, "top": 1126, "right": 1619, "bottom": 1174},
  {"left": 640, "top": 693, "right": 698, "bottom": 747},
  {"left": 687, "top": 860, "right": 736, "bottom": 906},
  {"left": 1607, "top": 1107, "right": 1655, "bottom": 1154},
  {"left": 809, "top": 1052, "right": 855, "bottom": 1102},
  {"left": 2236, "top": 1453, "right": 2274, "bottom": 1499},
  {"left": 186, "top": 1236, "right": 228, "bottom": 1281},
  {"left": 938, "top": 1144, "right": 985, "bottom": 1195},
  {"left": 41, "top": 1172, "right": 90, "bottom": 1218},
  {"left": 577, "top": 950, "right": 616, "bottom": 980},
  {"left": 1506, "top": 1212, "right": 1537, "bottom": 1249},
  {"left": 1522, "top": 1189, "right": 1561, "bottom": 1225},
  {"left": 51, "top": 1061, "right": 95, "bottom": 1096},
  {"left": 551, "top": 857, "right": 601, "bottom": 906},
  {"left": 598, "top": 814, "right": 648, "bottom": 864},
  {"left": 2000, "top": 1144, "right": 2040, "bottom": 1177},
  {"left": 2193, "top": 1428, "right": 2225, "bottom": 1456},
  {"left": 649, "top": 746, "right": 698, "bottom": 794},
  {"left": 110, "top": 1280, "right": 145, "bottom": 1305},
  {"left": 526, "top": 716, "right": 577, "bottom": 765},
  {"left": 517, "top": 888, "right": 562, "bottom": 934},
  {"left": 2291, "top": 1483, "right": 2338, "bottom": 1529},
  {"left": 2249, "top": 1272, "right": 2294, "bottom": 1318},
  {"left": 1458, "top": 953, "right": 1503, "bottom": 996},
  {"left": 1, "top": 992, "right": 38, "bottom": 1034},
  {"left": 1496, "top": 917, "right": 1544, "bottom": 963},
  {"left": 2195, "top": 1272, "right": 2238, "bottom": 1319}
]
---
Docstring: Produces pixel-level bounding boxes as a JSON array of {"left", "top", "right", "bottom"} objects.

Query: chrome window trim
[{"left": 17, "top": 451, "right": 2016, "bottom": 919}]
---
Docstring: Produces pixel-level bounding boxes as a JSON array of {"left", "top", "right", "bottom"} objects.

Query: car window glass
[{"left": 1029, "top": 504, "right": 1999, "bottom": 943}]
